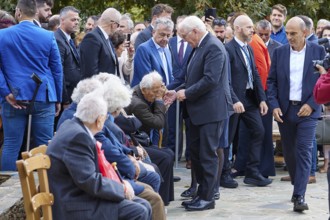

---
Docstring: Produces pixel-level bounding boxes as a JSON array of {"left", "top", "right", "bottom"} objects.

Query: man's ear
[{"left": 141, "top": 87, "right": 147, "bottom": 95}]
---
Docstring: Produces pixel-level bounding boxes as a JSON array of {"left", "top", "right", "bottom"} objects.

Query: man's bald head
[
  {"left": 286, "top": 16, "right": 306, "bottom": 31},
  {"left": 285, "top": 16, "right": 307, "bottom": 51},
  {"left": 233, "top": 15, "right": 254, "bottom": 43}
]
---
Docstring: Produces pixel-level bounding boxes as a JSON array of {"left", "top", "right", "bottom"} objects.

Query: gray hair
[
  {"left": 74, "top": 91, "right": 107, "bottom": 124},
  {"left": 59, "top": 6, "right": 80, "bottom": 18},
  {"left": 154, "top": 17, "right": 174, "bottom": 31},
  {"left": 317, "top": 19, "right": 330, "bottom": 26},
  {"left": 178, "top": 16, "right": 206, "bottom": 33},
  {"left": 121, "top": 14, "right": 134, "bottom": 30},
  {"left": 139, "top": 71, "right": 163, "bottom": 90},
  {"left": 92, "top": 72, "right": 122, "bottom": 84},
  {"left": 256, "top": 19, "right": 271, "bottom": 30},
  {"left": 99, "top": 8, "right": 121, "bottom": 26},
  {"left": 103, "top": 80, "right": 132, "bottom": 113},
  {"left": 71, "top": 78, "right": 103, "bottom": 104}
]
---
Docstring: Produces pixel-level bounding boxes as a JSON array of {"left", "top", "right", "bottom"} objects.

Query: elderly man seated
[
  {"left": 47, "top": 92, "right": 151, "bottom": 220},
  {"left": 125, "top": 71, "right": 175, "bottom": 206}
]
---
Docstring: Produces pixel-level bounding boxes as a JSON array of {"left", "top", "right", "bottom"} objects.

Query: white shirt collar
[
  {"left": 290, "top": 43, "right": 307, "bottom": 54},
  {"left": 60, "top": 28, "right": 71, "bottom": 41},
  {"left": 234, "top": 36, "right": 247, "bottom": 47}
]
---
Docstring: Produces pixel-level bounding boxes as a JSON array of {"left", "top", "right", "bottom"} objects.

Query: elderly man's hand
[
  {"left": 164, "top": 90, "right": 176, "bottom": 105},
  {"left": 123, "top": 180, "right": 135, "bottom": 200},
  {"left": 177, "top": 89, "right": 186, "bottom": 101}
]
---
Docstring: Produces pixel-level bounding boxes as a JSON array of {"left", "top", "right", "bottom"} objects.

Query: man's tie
[
  {"left": 178, "top": 39, "right": 184, "bottom": 65},
  {"left": 242, "top": 45, "right": 254, "bottom": 89},
  {"left": 69, "top": 38, "right": 79, "bottom": 60},
  {"left": 159, "top": 48, "right": 169, "bottom": 85}
]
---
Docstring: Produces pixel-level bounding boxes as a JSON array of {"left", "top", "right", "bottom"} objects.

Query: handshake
[{"left": 162, "top": 89, "right": 186, "bottom": 106}]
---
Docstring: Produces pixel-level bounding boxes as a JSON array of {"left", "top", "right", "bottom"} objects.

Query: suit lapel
[
  {"left": 164, "top": 47, "right": 173, "bottom": 82},
  {"left": 149, "top": 40, "right": 166, "bottom": 74},
  {"left": 302, "top": 42, "right": 311, "bottom": 80},
  {"left": 96, "top": 27, "right": 116, "bottom": 64},
  {"left": 233, "top": 40, "right": 248, "bottom": 71},
  {"left": 169, "top": 38, "right": 179, "bottom": 64},
  {"left": 58, "top": 29, "right": 80, "bottom": 64},
  {"left": 283, "top": 45, "right": 291, "bottom": 82}
]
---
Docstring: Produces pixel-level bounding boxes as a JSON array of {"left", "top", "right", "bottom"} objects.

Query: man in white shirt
[{"left": 267, "top": 16, "right": 326, "bottom": 212}]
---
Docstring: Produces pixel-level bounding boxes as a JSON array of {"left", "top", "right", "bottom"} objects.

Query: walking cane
[{"left": 26, "top": 73, "right": 42, "bottom": 152}]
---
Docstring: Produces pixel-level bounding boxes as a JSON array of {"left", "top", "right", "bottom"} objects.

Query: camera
[{"left": 312, "top": 38, "right": 330, "bottom": 71}]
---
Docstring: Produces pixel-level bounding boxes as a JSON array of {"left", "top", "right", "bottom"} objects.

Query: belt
[{"left": 290, "top": 100, "right": 301, "bottom": 105}]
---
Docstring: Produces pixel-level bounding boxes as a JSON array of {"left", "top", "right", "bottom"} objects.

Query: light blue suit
[
  {"left": 131, "top": 38, "right": 173, "bottom": 87},
  {"left": 0, "top": 20, "right": 63, "bottom": 171}
]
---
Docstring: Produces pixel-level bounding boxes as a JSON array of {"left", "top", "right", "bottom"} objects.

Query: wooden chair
[{"left": 16, "top": 145, "right": 53, "bottom": 220}]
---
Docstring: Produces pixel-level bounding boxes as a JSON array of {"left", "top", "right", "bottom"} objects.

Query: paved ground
[{"left": 167, "top": 162, "right": 329, "bottom": 220}]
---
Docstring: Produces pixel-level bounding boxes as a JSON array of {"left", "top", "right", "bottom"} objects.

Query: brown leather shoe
[
  {"left": 308, "top": 176, "right": 316, "bottom": 184},
  {"left": 280, "top": 175, "right": 291, "bottom": 181}
]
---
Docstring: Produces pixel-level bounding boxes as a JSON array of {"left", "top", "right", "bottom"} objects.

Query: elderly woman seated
[{"left": 47, "top": 92, "right": 151, "bottom": 220}]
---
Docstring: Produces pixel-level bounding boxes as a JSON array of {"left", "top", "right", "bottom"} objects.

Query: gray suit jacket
[
  {"left": 47, "top": 117, "right": 125, "bottom": 219},
  {"left": 267, "top": 38, "right": 282, "bottom": 59},
  {"left": 183, "top": 33, "right": 232, "bottom": 125}
]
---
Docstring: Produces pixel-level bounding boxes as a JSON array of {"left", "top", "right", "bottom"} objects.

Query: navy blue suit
[
  {"left": 131, "top": 38, "right": 173, "bottom": 87},
  {"left": 134, "top": 25, "right": 153, "bottom": 50},
  {"left": 267, "top": 41, "right": 325, "bottom": 196}
]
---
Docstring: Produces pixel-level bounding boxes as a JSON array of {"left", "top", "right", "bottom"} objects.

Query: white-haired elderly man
[
  {"left": 47, "top": 92, "right": 152, "bottom": 220},
  {"left": 176, "top": 16, "right": 232, "bottom": 211},
  {"left": 56, "top": 78, "right": 102, "bottom": 130},
  {"left": 125, "top": 71, "right": 175, "bottom": 206},
  {"left": 80, "top": 8, "right": 121, "bottom": 79}
]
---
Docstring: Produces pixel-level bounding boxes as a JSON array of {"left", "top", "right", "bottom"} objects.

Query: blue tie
[
  {"left": 69, "top": 38, "right": 79, "bottom": 59},
  {"left": 242, "top": 45, "right": 254, "bottom": 89},
  {"left": 158, "top": 48, "right": 169, "bottom": 85}
]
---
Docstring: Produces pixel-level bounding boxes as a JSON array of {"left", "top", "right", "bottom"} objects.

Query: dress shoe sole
[
  {"left": 293, "top": 204, "right": 309, "bottom": 212},
  {"left": 186, "top": 203, "right": 215, "bottom": 211},
  {"left": 244, "top": 177, "right": 272, "bottom": 186},
  {"left": 220, "top": 182, "right": 238, "bottom": 188}
]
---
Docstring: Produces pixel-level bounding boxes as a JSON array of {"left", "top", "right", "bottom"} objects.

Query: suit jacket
[
  {"left": 307, "top": 34, "right": 318, "bottom": 43},
  {"left": 131, "top": 38, "right": 173, "bottom": 87},
  {"left": 225, "top": 38, "right": 266, "bottom": 105},
  {"left": 183, "top": 33, "right": 232, "bottom": 125},
  {"left": 80, "top": 26, "right": 119, "bottom": 79},
  {"left": 0, "top": 21, "right": 62, "bottom": 102},
  {"left": 47, "top": 117, "right": 125, "bottom": 219},
  {"left": 167, "top": 36, "right": 193, "bottom": 90},
  {"left": 55, "top": 29, "right": 81, "bottom": 103},
  {"left": 125, "top": 86, "right": 166, "bottom": 135},
  {"left": 267, "top": 41, "right": 326, "bottom": 117},
  {"left": 134, "top": 25, "right": 153, "bottom": 50},
  {"left": 267, "top": 38, "right": 282, "bottom": 59}
]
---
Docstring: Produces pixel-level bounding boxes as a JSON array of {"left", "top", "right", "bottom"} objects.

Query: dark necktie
[
  {"left": 178, "top": 39, "right": 184, "bottom": 65},
  {"left": 69, "top": 38, "right": 79, "bottom": 59}
]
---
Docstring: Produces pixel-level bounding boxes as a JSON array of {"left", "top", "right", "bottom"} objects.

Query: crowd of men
[{"left": 0, "top": 0, "right": 329, "bottom": 218}]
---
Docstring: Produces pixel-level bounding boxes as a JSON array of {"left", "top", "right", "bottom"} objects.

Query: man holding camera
[{"left": 267, "top": 16, "right": 326, "bottom": 212}]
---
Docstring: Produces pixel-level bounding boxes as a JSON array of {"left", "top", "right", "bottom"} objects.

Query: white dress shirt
[{"left": 289, "top": 44, "right": 306, "bottom": 101}]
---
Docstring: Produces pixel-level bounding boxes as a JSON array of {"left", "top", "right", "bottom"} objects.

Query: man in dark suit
[
  {"left": 134, "top": 3, "right": 173, "bottom": 50},
  {"left": 55, "top": 6, "right": 81, "bottom": 106},
  {"left": 256, "top": 19, "right": 282, "bottom": 58},
  {"left": 176, "top": 16, "right": 232, "bottom": 211},
  {"left": 267, "top": 17, "right": 326, "bottom": 212},
  {"left": 80, "top": 8, "right": 120, "bottom": 79},
  {"left": 225, "top": 15, "right": 271, "bottom": 187},
  {"left": 47, "top": 94, "right": 151, "bottom": 219},
  {"left": 297, "top": 15, "right": 318, "bottom": 43}
]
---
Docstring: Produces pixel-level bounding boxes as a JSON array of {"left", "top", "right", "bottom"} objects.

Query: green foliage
[{"left": 0, "top": 0, "right": 16, "bottom": 13}]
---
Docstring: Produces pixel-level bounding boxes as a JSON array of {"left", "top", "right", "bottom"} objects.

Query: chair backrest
[{"left": 16, "top": 145, "right": 53, "bottom": 220}]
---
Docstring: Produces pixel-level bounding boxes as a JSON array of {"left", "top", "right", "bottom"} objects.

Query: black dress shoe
[
  {"left": 220, "top": 173, "right": 238, "bottom": 188},
  {"left": 173, "top": 176, "right": 181, "bottom": 182},
  {"left": 185, "top": 198, "right": 215, "bottom": 211},
  {"left": 181, "top": 196, "right": 199, "bottom": 208},
  {"left": 244, "top": 173, "right": 272, "bottom": 186},
  {"left": 181, "top": 187, "right": 197, "bottom": 198},
  {"left": 293, "top": 195, "right": 309, "bottom": 212},
  {"left": 213, "top": 192, "right": 220, "bottom": 200}
]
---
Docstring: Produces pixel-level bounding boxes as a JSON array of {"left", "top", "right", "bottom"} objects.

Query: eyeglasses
[
  {"left": 213, "top": 18, "right": 226, "bottom": 27},
  {"left": 110, "top": 20, "right": 120, "bottom": 28}
]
